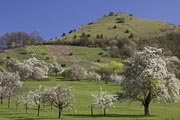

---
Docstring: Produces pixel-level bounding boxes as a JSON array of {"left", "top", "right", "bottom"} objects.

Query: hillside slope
[{"left": 51, "top": 12, "right": 180, "bottom": 44}]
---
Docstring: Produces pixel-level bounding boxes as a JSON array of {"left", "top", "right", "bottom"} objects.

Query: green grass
[
  {"left": 0, "top": 76, "right": 180, "bottom": 120},
  {"left": 70, "top": 46, "right": 121, "bottom": 68}
]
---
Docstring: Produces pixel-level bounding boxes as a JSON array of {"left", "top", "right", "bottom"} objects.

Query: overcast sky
[{"left": 0, "top": 0, "right": 179, "bottom": 40}]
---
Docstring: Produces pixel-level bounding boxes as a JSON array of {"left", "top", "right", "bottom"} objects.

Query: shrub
[
  {"left": 61, "top": 33, "right": 66, "bottom": 37},
  {"left": 124, "top": 29, "right": 129, "bottom": 33},
  {"left": 129, "top": 14, "right": 133, "bottom": 16},
  {"left": 128, "top": 33, "right": 134, "bottom": 38},
  {"left": 87, "top": 72, "right": 101, "bottom": 81},
  {"left": 87, "top": 22, "right": 94, "bottom": 25},
  {"left": 116, "top": 17, "right": 125, "bottom": 23},
  {"left": 108, "top": 12, "right": 115, "bottom": 16},
  {"left": 112, "top": 25, "right": 117, "bottom": 29},
  {"left": 63, "top": 65, "right": 87, "bottom": 80},
  {"left": 86, "top": 34, "right": 91, "bottom": 37}
]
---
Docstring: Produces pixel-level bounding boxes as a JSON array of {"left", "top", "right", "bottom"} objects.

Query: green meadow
[{"left": 0, "top": 76, "right": 180, "bottom": 120}]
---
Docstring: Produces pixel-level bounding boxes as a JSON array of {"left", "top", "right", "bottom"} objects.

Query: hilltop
[
  {"left": 49, "top": 12, "right": 180, "bottom": 44},
  {"left": 45, "top": 12, "right": 180, "bottom": 58}
]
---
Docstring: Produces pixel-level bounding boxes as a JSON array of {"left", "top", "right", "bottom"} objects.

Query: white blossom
[{"left": 122, "top": 46, "right": 180, "bottom": 115}]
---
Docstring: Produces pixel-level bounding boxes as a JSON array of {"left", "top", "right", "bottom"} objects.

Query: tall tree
[{"left": 121, "top": 46, "right": 180, "bottom": 116}]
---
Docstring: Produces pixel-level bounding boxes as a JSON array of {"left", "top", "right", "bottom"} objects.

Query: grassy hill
[
  {"left": 0, "top": 45, "right": 121, "bottom": 69},
  {"left": 51, "top": 12, "right": 180, "bottom": 43}
]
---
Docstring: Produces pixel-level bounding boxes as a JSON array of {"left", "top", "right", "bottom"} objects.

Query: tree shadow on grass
[{"left": 65, "top": 113, "right": 157, "bottom": 118}]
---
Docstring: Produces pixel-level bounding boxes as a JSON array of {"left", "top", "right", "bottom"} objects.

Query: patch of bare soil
[{"left": 46, "top": 45, "right": 81, "bottom": 63}]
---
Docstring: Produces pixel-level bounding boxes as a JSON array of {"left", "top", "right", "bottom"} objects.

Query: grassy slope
[
  {"left": 54, "top": 13, "right": 180, "bottom": 42},
  {"left": 0, "top": 45, "right": 54, "bottom": 67},
  {"left": 0, "top": 76, "right": 180, "bottom": 120},
  {"left": 70, "top": 46, "right": 121, "bottom": 68},
  {"left": 0, "top": 45, "right": 121, "bottom": 69}
]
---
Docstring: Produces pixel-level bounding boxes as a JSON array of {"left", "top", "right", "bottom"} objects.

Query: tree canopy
[{"left": 121, "top": 46, "right": 180, "bottom": 116}]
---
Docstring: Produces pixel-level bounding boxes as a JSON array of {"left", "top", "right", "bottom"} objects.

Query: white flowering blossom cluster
[
  {"left": 122, "top": 46, "right": 180, "bottom": 115},
  {"left": 90, "top": 88, "right": 117, "bottom": 116},
  {"left": 48, "top": 62, "right": 64, "bottom": 76},
  {"left": 13, "top": 57, "right": 48, "bottom": 80},
  {"left": 87, "top": 72, "right": 101, "bottom": 81},
  {"left": 16, "top": 92, "right": 35, "bottom": 114},
  {"left": 0, "top": 71, "right": 23, "bottom": 108},
  {"left": 110, "top": 74, "right": 124, "bottom": 84},
  {"left": 49, "top": 85, "right": 74, "bottom": 118},
  {"left": 63, "top": 64, "right": 87, "bottom": 80}
]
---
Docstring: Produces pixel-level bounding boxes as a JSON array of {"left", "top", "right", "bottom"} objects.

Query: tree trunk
[
  {"left": 144, "top": 104, "right": 149, "bottom": 116},
  {"left": 104, "top": 108, "right": 106, "bottom": 117},
  {"left": 25, "top": 104, "right": 28, "bottom": 114},
  {"left": 58, "top": 105, "right": 63, "bottom": 118},
  {"left": 37, "top": 104, "right": 40, "bottom": 117},
  {"left": 0, "top": 97, "right": 3, "bottom": 104},
  {"left": 50, "top": 102, "right": 53, "bottom": 110},
  {"left": 91, "top": 107, "right": 93, "bottom": 116},
  {"left": 16, "top": 103, "right": 18, "bottom": 111},
  {"left": 8, "top": 96, "right": 11, "bottom": 109},
  {"left": 142, "top": 93, "right": 151, "bottom": 116}
]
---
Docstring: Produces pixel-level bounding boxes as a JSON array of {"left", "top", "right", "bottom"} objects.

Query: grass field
[{"left": 0, "top": 76, "right": 180, "bottom": 120}]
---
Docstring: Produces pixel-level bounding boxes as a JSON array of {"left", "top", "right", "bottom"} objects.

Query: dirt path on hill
[{"left": 46, "top": 45, "right": 81, "bottom": 63}]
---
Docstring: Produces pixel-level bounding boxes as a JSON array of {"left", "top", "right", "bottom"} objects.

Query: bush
[
  {"left": 87, "top": 22, "right": 94, "bottom": 25},
  {"left": 62, "top": 65, "right": 87, "bottom": 80},
  {"left": 108, "top": 12, "right": 115, "bottom": 16},
  {"left": 112, "top": 25, "right": 117, "bottom": 29},
  {"left": 86, "top": 34, "right": 91, "bottom": 37},
  {"left": 128, "top": 33, "right": 134, "bottom": 38},
  {"left": 124, "top": 29, "right": 129, "bottom": 33},
  {"left": 87, "top": 72, "right": 101, "bottom": 81},
  {"left": 129, "top": 14, "right": 133, "bottom": 16},
  {"left": 116, "top": 17, "right": 125, "bottom": 23},
  {"left": 61, "top": 33, "right": 66, "bottom": 37}
]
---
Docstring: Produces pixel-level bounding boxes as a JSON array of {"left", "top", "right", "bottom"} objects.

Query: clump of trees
[
  {"left": 13, "top": 57, "right": 48, "bottom": 80},
  {"left": 0, "top": 31, "right": 44, "bottom": 50},
  {"left": 17, "top": 85, "right": 74, "bottom": 118},
  {"left": 121, "top": 46, "right": 180, "bottom": 116}
]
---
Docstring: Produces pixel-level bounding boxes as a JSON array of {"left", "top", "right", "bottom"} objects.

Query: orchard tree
[
  {"left": 90, "top": 87, "right": 117, "bottom": 116},
  {"left": 32, "top": 85, "right": 49, "bottom": 117},
  {"left": 87, "top": 72, "right": 101, "bottom": 81},
  {"left": 0, "top": 86, "right": 5, "bottom": 104},
  {"left": 63, "top": 64, "right": 87, "bottom": 80},
  {"left": 121, "top": 46, "right": 180, "bottom": 116},
  {"left": 16, "top": 92, "right": 35, "bottom": 114},
  {"left": 48, "top": 63, "right": 64, "bottom": 76},
  {"left": 50, "top": 85, "right": 74, "bottom": 118},
  {"left": 0, "top": 71, "right": 23, "bottom": 109}
]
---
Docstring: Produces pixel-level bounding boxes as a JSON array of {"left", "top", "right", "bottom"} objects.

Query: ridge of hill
[{"left": 49, "top": 12, "right": 180, "bottom": 44}]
